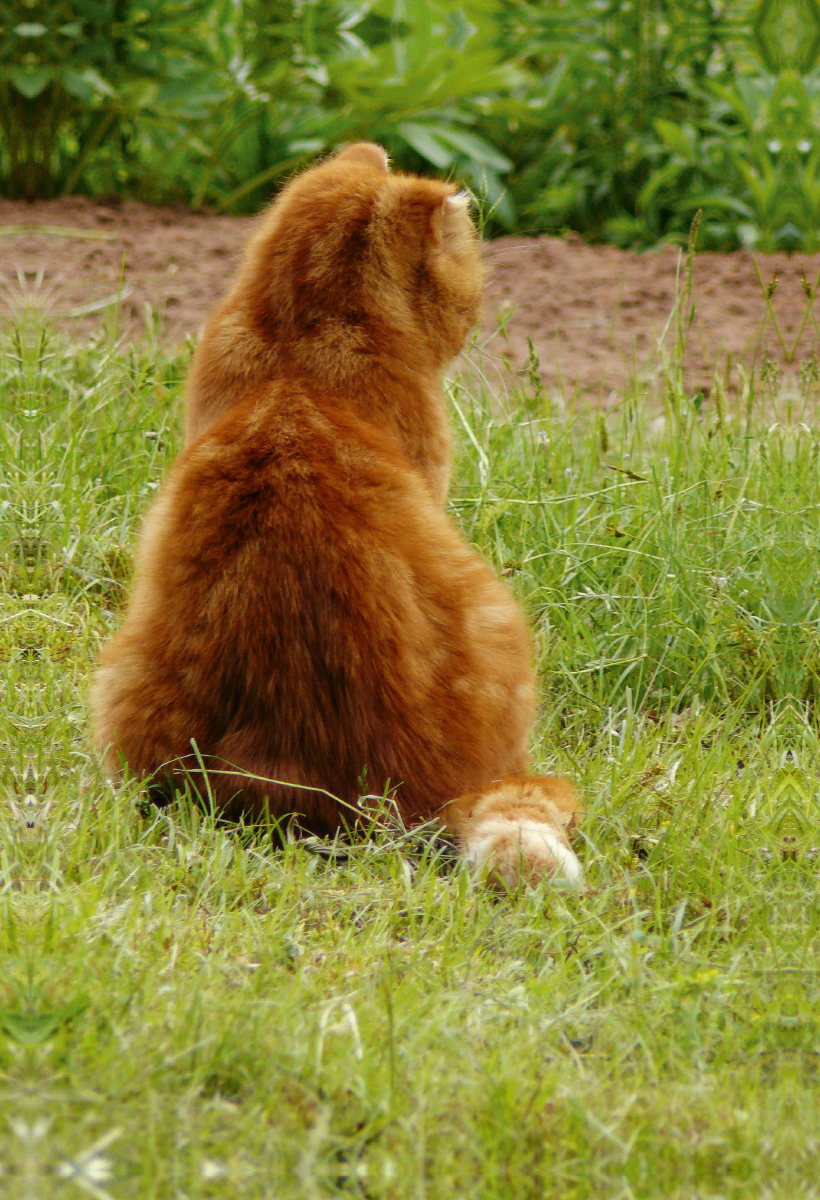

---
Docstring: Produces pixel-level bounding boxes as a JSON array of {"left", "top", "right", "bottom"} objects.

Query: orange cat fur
[{"left": 91, "top": 144, "right": 583, "bottom": 887}]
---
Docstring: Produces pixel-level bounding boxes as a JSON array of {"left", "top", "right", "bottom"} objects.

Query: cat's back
[
  {"left": 156, "top": 382, "right": 420, "bottom": 602},
  {"left": 133, "top": 378, "right": 479, "bottom": 762}
]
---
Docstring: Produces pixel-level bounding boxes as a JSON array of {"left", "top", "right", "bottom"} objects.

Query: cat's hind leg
[{"left": 443, "top": 774, "right": 583, "bottom": 889}]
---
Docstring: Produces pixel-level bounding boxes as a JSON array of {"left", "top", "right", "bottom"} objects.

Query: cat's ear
[
  {"left": 334, "top": 142, "right": 390, "bottom": 173},
  {"left": 432, "top": 191, "right": 474, "bottom": 249}
]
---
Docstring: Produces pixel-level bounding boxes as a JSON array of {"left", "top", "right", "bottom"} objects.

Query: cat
[{"left": 91, "top": 143, "right": 583, "bottom": 888}]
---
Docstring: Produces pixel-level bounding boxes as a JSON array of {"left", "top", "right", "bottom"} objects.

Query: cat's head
[{"left": 241, "top": 142, "right": 483, "bottom": 378}]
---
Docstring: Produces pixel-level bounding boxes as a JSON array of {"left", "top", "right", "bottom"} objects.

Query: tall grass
[{"left": 0, "top": 259, "right": 817, "bottom": 1193}]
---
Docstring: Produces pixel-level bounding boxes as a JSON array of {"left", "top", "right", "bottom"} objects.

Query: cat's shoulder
[{"left": 171, "top": 384, "right": 415, "bottom": 517}]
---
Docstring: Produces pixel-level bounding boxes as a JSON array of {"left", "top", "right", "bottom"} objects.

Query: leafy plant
[
  {"left": 484, "top": 0, "right": 820, "bottom": 249},
  {"left": 0, "top": 0, "right": 520, "bottom": 218},
  {"left": 2, "top": 0, "right": 820, "bottom": 250},
  {"left": 0, "top": 0, "right": 224, "bottom": 198}
]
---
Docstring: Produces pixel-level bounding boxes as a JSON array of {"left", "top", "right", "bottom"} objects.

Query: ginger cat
[{"left": 92, "top": 143, "right": 582, "bottom": 887}]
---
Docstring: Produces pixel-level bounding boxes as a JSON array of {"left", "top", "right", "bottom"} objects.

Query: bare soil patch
[{"left": 2, "top": 196, "right": 817, "bottom": 399}]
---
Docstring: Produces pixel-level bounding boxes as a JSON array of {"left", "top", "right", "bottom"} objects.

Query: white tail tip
[{"left": 464, "top": 817, "right": 583, "bottom": 889}]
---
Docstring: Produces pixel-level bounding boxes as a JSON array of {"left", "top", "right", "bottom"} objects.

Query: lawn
[{"left": 0, "top": 271, "right": 816, "bottom": 1197}]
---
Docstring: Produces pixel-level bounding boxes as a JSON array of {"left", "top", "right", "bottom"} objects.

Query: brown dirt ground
[{"left": 2, "top": 195, "right": 818, "bottom": 400}]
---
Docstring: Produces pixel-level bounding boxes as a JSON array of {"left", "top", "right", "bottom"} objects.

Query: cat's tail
[{"left": 443, "top": 774, "right": 583, "bottom": 889}]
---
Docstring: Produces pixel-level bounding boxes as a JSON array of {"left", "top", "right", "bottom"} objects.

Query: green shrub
[
  {"left": 2, "top": 0, "right": 819, "bottom": 250},
  {"left": 0, "top": 0, "right": 221, "bottom": 199},
  {"left": 0, "top": 0, "right": 518, "bottom": 217},
  {"left": 483, "top": 0, "right": 820, "bottom": 250}
]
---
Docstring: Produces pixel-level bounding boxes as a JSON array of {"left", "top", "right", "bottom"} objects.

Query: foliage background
[{"left": 0, "top": 1, "right": 818, "bottom": 244}]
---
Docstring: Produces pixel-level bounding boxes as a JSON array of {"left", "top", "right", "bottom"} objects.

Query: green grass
[{"left": 0, "top": 280, "right": 818, "bottom": 1196}]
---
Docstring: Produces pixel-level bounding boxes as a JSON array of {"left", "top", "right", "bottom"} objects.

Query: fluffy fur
[{"left": 91, "top": 143, "right": 582, "bottom": 886}]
